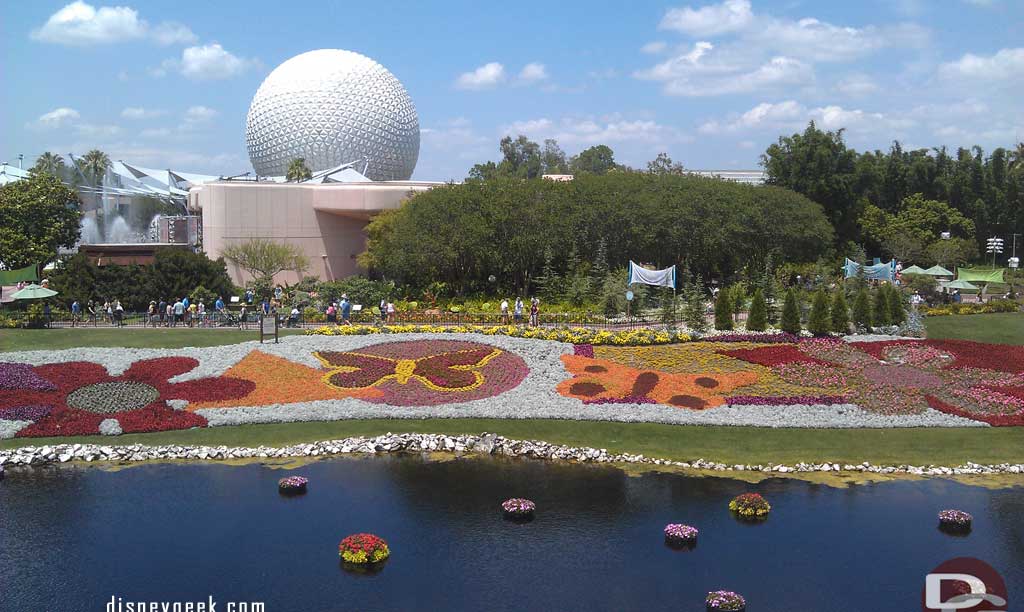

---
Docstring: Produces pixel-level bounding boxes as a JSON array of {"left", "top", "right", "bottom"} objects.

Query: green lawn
[
  {"left": 0, "top": 328, "right": 304, "bottom": 352},
  {"left": 924, "top": 312, "right": 1024, "bottom": 345},
  {"left": 2, "top": 419, "right": 1022, "bottom": 466}
]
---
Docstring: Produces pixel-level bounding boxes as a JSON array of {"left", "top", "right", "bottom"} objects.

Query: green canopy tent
[
  {"left": 901, "top": 265, "right": 928, "bottom": 275},
  {"left": 956, "top": 268, "right": 1006, "bottom": 284},
  {"left": 0, "top": 263, "right": 40, "bottom": 285},
  {"left": 923, "top": 265, "right": 954, "bottom": 277},
  {"left": 944, "top": 279, "right": 979, "bottom": 291},
  {"left": 11, "top": 284, "right": 58, "bottom": 300}
]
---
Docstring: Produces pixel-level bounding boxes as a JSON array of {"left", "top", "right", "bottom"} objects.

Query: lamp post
[{"left": 986, "top": 237, "right": 1003, "bottom": 269}]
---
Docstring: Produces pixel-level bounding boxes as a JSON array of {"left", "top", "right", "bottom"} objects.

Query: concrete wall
[{"left": 192, "top": 180, "right": 436, "bottom": 285}]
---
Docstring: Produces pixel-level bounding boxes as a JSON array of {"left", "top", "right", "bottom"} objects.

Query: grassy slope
[
  {"left": 924, "top": 312, "right": 1024, "bottom": 345},
  {"left": 2, "top": 419, "right": 1022, "bottom": 465}
]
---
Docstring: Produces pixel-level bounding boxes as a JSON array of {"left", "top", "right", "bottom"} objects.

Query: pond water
[{"left": 1, "top": 456, "right": 1021, "bottom": 612}]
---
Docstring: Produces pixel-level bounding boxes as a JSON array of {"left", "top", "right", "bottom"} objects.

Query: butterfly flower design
[{"left": 316, "top": 346, "right": 503, "bottom": 392}]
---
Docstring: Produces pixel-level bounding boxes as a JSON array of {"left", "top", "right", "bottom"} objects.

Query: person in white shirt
[
  {"left": 500, "top": 299, "right": 509, "bottom": 324},
  {"left": 513, "top": 297, "right": 524, "bottom": 323}
]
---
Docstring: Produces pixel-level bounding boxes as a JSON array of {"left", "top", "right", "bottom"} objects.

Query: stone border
[{"left": 0, "top": 432, "right": 1020, "bottom": 476}]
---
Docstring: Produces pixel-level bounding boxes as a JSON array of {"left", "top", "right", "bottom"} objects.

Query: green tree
[
  {"left": 286, "top": 158, "right": 312, "bottom": 182},
  {"left": 852, "top": 288, "right": 873, "bottom": 329},
  {"left": 780, "top": 288, "right": 801, "bottom": 334},
  {"left": 683, "top": 276, "right": 707, "bottom": 333},
  {"left": 80, "top": 149, "right": 111, "bottom": 186},
  {"left": 746, "top": 288, "right": 768, "bottom": 331},
  {"left": 589, "top": 237, "right": 610, "bottom": 299},
  {"left": 535, "top": 245, "right": 562, "bottom": 301},
  {"left": 541, "top": 139, "right": 568, "bottom": 174},
  {"left": 714, "top": 287, "right": 733, "bottom": 330},
  {"left": 570, "top": 145, "right": 617, "bottom": 175},
  {"left": 873, "top": 286, "right": 892, "bottom": 326},
  {"left": 730, "top": 284, "right": 745, "bottom": 321},
  {"left": 807, "top": 289, "right": 831, "bottom": 336},
  {"left": 830, "top": 290, "right": 850, "bottom": 334},
  {"left": 887, "top": 284, "right": 905, "bottom": 325},
  {"left": 646, "top": 152, "right": 685, "bottom": 175},
  {"left": 222, "top": 238, "right": 310, "bottom": 283},
  {"left": 499, "top": 135, "right": 542, "bottom": 178},
  {"left": 30, "top": 152, "right": 66, "bottom": 177},
  {"left": 599, "top": 270, "right": 626, "bottom": 316},
  {"left": 0, "top": 172, "right": 81, "bottom": 268}
]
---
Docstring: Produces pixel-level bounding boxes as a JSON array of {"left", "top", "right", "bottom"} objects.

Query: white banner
[{"left": 627, "top": 261, "right": 676, "bottom": 289}]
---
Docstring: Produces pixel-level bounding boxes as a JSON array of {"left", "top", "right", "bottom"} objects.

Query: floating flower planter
[
  {"left": 339, "top": 533, "right": 390, "bottom": 567},
  {"left": 502, "top": 498, "right": 536, "bottom": 520},
  {"left": 729, "top": 493, "right": 771, "bottom": 520},
  {"left": 706, "top": 590, "right": 746, "bottom": 611},
  {"left": 938, "top": 509, "right": 973, "bottom": 533},
  {"left": 278, "top": 475, "right": 308, "bottom": 495},
  {"left": 663, "top": 523, "right": 698, "bottom": 548}
]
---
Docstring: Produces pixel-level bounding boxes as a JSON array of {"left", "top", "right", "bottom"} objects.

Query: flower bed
[
  {"left": 663, "top": 523, "right": 698, "bottom": 545},
  {"left": 922, "top": 300, "right": 1019, "bottom": 316},
  {"left": 502, "top": 498, "right": 536, "bottom": 519},
  {"left": 706, "top": 590, "right": 746, "bottom": 611},
  {"left": 938, "top": 509, "right": 973, "bottom": 532},
  {"left": 729, "top": 493, "right": 771, "bottom": 520},
  {"left": 278, "top": 475, "right": 308, "bottom": 494},
  {"left": 339, "top": 533, "right": 390, "bottom": 564},
  {"left": 307, "top": 324, "right": 690, "bottom": 346}
]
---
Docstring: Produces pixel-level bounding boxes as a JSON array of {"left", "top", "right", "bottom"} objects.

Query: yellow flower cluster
[
  {"left": 306, "top": 324, "right": 690, "bottom": 346},
  {"left": 340, "top": 547, "right": 390, "bottom": 564},
  {"left": 922, "top": 301, "right": 1019, "bottom": 317}
]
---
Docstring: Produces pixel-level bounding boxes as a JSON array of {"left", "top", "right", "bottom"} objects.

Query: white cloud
[
  {"left": 641, "top": 41, "right": 668, "bottom": 54},
  {"left": 637, "top": 43, "right": 813, "bottom": 97},
  {"left": 502, "top": 116, "right": 688, "bottom": 146},
  {"left": 184, "top": 105, "right": 218, "bottom": 124},
  {"left": 31, "top": 1, "right": 197, "bottom": 46},
  {"left": 455, "top": 62, "right": 506, "bottom": 90},
  {"left": 74, "top": 123, "right": 121, "bottom": 138},
  {"left": 518, "top": 62, "right": 548, "bottom": 83},
  {"left": 139, "top": 127, "right": 172, "bottom": 138},
  {"left": 162, "top": 44, "right": 256, "bottom": 81},
  {"left": 121, "top": 107, "right": 165, "bottom": 120},
  {"left": 660, "top": 0, "right": 753, "bottom": 37},
  {"left": 939, "top": 47, "right": 1024, "bottom": 83},
  {"left": 835, "top": 74, "right": 880, "bottom": 97},
  {"left": 699, "top": 100, "right": 914, "bottom": 135},
  {"left": 33, "top": 107, "right": 81, "bottom": 129}
]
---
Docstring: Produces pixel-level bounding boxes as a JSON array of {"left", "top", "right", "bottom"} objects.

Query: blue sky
[{"left": 2, "top": 0, "right": 1022, "bottom": 181}]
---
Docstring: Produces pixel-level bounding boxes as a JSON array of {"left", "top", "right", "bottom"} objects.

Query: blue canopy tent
[{"left": 843, "top": 259, "right": 896, "bottom": 281}]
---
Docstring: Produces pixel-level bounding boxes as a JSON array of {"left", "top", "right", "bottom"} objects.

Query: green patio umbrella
[
  {"left": 900, "top": 265, "right": 927, "bottom": 275},
  {"left": 944, "top": 279, "right": 979, "bottom": 291},
  {"left": 11, "top": 284, "right": 58, "bottom": 300},
  {"left": 923, "top": 265, "right": 954, "bottom": 277}
]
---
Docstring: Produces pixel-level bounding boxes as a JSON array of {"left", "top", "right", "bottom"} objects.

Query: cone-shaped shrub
[
  {"left": 852, "top": 288, "right": 872, "bottom": 329},
  {"left": 807, "top": 289, "right": 831, "bottom": 336},
  {"left": 830, "top": 290, "right": 850, "bottom": 334},
  {"left": 873, "top": 286, "right": 892, "bottom": 326},
  {"left": 747, "top": 288, "right": 767, "bottom": 331},
  {"left": 714, "top": 288, "right": 733, "bottom": 330},
  {"left": 780, "top": 288, "right": 801, "bottom": 334},
  {"left": 887, "top": 285, "right": 905, "bottom": 325}
]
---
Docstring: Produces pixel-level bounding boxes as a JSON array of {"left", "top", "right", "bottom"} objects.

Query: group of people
[
  {"left": 499, "top": 297, "right": 540, "bottom": 326},
  {"left": 144, "top": 296, "right": 229, "bottom": 328},
  {"left": 67, "top": 300, "right": 124, "bottom": 327}
]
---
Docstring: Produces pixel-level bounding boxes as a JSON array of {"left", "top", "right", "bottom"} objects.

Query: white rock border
[{"left": 0, "top": 433, "right": 1020, "bottom": 476}]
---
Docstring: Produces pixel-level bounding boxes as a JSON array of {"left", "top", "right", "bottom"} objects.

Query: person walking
[
  {"left": 148, "top": 301, "right": 157, "bottom": 327},
  {"left": 513, "top": 297, "right": 524, "bottom": 324},
  {"left": 71, "top": 300, "right": 81, "bottom": 327},
  {"left": 379, "top": 297, "right": 387, "bottom": 324},
  {"left": 214, "top": 295, "right": 225, "bottom": 325},
  {"left": 341, "top": 295, "right": 352, "bottom": 325},
  {"left": 104, "top": 301, "right": 113, "bottom": 325},
  {"left": 530, "top": 297, "right": 539, "bottom": 327},
  {"left": 386, "top": 300, "right": 396, "bottom": 324},
  {"left": 500, "top": 298, "right": 509, "bottom": 325},
  {"left": 187, "top": 301, "right": 197, "bottom": 327},
  {"left": 326, "top": 302, "right": 337, "bottom": 324},
  {"left": 114, "top": 300, "right": 124, "bottom": 327},
  {"left": 165, "top": 302, "right": 173, "bottom": 326},
  {"left": 158, "top": 298, "right": 167, "bottom": 326},
  {"left": 87, "top": 300, "right": 97, "bottom": 326},
  {"left": 197, "top": 301, "right": 206, "bottom": 327},
  {"left": 172, "top": 298, "right": 184, "bottom": 326},
  {"left": 239, "top": 304, "right": 248, "bottom": 329},
  {"left": 43, "top": 301, "right": 52, "bottom": 328}
]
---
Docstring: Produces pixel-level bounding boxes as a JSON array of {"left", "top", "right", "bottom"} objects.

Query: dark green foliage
[
  {"left": 362, "top": 173, "right": 834, "bottom": 296},
  {"left": 852, "top": 288, "right": 873, "bottom": 329},
  {"left": 599, "top": 270, "right": 626, "bottom": 316},
  {"left": 714, "top": 287, "right": 733, "bottom": 330},
  {"left": 830, "top": 290, "right": 850, "bottom": 334},
  {"left": 746, "top": 288, "right": 768, "bottom": 331},
  {"left": 807, "top": 289, "right": 831, "bottom": 336},
  {"left": 683, "top": 276, "right": 707, "bottom": 333},
  {"left": 873, "top": 286, "right": 892, "bottom": 326},
  {"left": 316, "top": 276, "right": 396, "bottom": 307},
  {"left": 780, "top": 288, "right": 801, "bottom": 334},
  {"left": 660, "top": 287, "right": 679, "bottom": 328},
  {"left": 0, "top": 172, "right": 81, "bottom": 268},
  {"left": 730, "top": 284, "right": 745, "bottom": 319},
  {"left": 888, "top": 285, "right": 905, "bottom": 325}
]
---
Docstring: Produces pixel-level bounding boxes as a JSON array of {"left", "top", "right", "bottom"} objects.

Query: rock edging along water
[{"left": 0, "top": 433, "right": 1022, "bottom": 476}]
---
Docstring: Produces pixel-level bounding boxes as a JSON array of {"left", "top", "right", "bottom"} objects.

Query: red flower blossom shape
[{"left": 0, "top": 357, "right": 255, "bottom": 437}]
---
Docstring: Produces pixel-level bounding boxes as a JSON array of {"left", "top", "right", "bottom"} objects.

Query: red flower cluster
[
  {"left": 0, "top": 357, "right": 255, "bottom": 438},
  {"left": 927, "top": 395, "right": 1024, "bottom": 427},
  {"left": 925, "top": 339, "right": 1024, "bottom": 373}
]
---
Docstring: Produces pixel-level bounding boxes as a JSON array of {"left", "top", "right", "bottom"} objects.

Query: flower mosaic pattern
[
  {"left": 0, "top": 358, "right": 254, "bottom": 437},
  {"left": 316, "top": 340, "right": 529, "bottom": 406}
]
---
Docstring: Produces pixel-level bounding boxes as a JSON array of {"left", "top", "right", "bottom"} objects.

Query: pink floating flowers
[
  {"left": 663, "top": 523, "right": 698, "bottom": 546},
  {"left": 938, "top": 509, "right": 973, "bottom": 533},
  {"left": 706, "top": 590, "right": 746, "bottom": 611},
  {"left": 501, "top": 498, "right": 536, "bottom": 519},
  {"left": 278, "top": 475, "right": 309, "bottom": 494}
]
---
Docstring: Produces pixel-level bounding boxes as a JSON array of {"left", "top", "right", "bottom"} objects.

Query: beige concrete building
[{"left": 190, "top": 180, "right": 439, "bottom": 285}]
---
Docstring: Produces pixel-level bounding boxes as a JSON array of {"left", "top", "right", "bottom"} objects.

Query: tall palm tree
[
  {"left": 1009, "top": 142, "right": 1024, "bottom": 174},
  {"left": 80, "top": 149, "right": 111, "bottom": 186},
  {"left": 286, "top": 158, "right": 312, "bottom": 182},
  {"left": 31, "top": 152, "right": 65, "bottom": 177}
]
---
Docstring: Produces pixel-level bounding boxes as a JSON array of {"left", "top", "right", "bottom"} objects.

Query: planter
[
  {"left": 729, "top": 493, "right": 770, "bottom": 521},
  {"left": 338, "top": 533, "right": 390, "bottom": 566},
  {"left": 938, "top": 509, "right": 972, "bottom": 533},
  {"left": 706, "top": 590, "right": 746, "bottom": 611},
  {"left": 502, "top": 498, "right": 536, "bottom": 521},
  {"left": 663, "top": 523, "right": 698, "bottom": 548},
  {"left": 278, "top": 475, "right": 308, "bottom": 495}
]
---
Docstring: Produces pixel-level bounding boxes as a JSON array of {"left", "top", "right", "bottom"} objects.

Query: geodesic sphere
[{"left": 245, "top": 49, "right": 419, "bottom": 181}]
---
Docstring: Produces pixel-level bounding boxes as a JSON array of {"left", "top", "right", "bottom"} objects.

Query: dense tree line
[
  {"left": 762, "top": 123, "right": 1024, "bottom": 259},
  {"left": 361, "top": 172, "right": 833, "bottom": 295}
]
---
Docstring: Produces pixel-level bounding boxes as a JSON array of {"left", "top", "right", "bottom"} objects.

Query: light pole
[{"left": 986, "top": 237, "right": 1004, "bottom": 269}]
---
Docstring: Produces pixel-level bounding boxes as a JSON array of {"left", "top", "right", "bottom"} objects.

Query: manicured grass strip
[
  {"left": 0, "top": 328, "right": 305, "bottom": 352},
  {"left": 925, "top": 312, "right": 1024, "bottom": 346},
  {"left": 3, "top": 419, "right": 1022, "bottom": 466}
]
